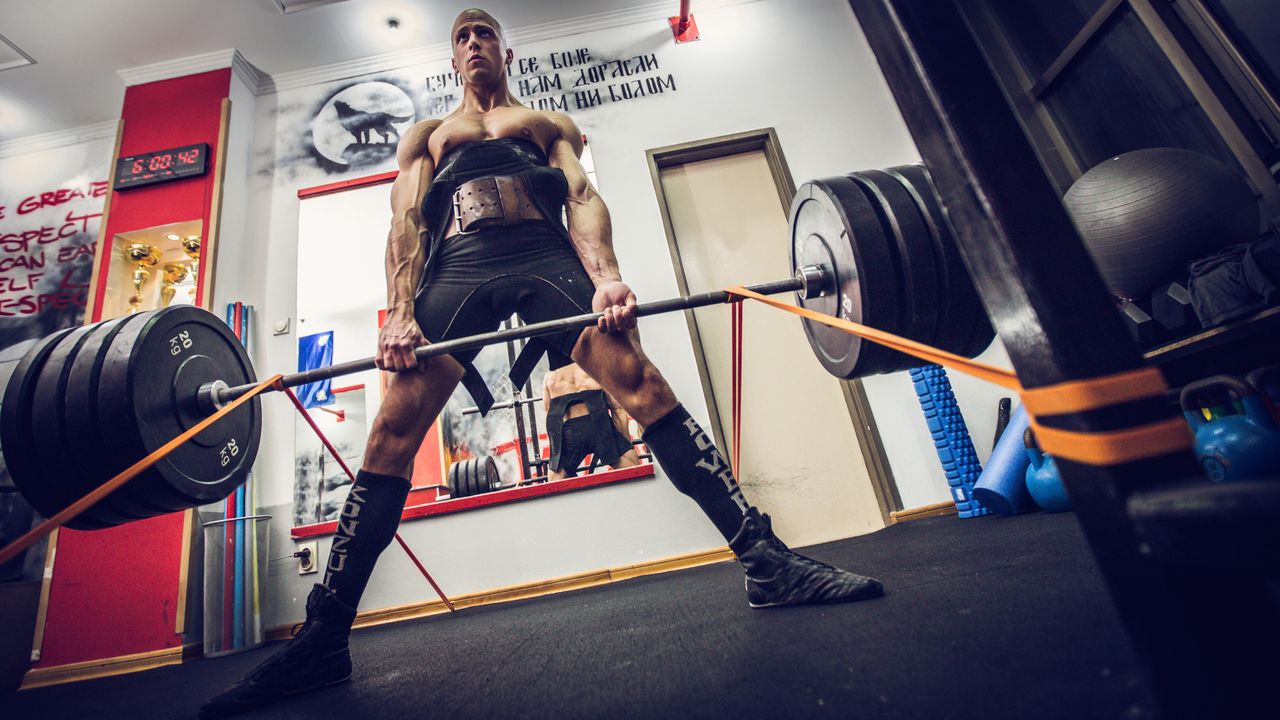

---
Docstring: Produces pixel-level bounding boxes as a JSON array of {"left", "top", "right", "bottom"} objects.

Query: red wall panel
[
  {"left": 90, "top": 68, "right": 231, "bottom": 319},
  {"left": 37, "top": 68, "right": 231, "bottom": 668}
]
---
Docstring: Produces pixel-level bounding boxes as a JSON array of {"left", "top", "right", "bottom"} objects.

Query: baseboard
[
  {"left": 889, "top": 501, "right": 957, "bottom": 523},
  {"left": 269, "top": 546, "right": 737, "bottom": 640},
  {"left": 20, "top": 643, "right": 202, "bottom": 690}
]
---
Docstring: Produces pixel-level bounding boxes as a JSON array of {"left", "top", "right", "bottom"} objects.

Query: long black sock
[
  {"left": 322, "top": 470, "right": 410, "bottom": 609},
  {"left": 642, "top": 404, "right": 751, "bottom": 542}
]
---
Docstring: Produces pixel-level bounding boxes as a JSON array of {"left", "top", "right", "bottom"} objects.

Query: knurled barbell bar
[{"left": 0, "top": 163, "right": 992, "bottom": 533}]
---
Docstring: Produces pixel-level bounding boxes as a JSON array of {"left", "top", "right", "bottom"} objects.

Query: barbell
[{"left": 0, "top": 162, "right": 992, "bottom": 531}]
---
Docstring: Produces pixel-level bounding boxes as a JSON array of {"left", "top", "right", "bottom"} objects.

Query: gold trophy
[
  {"left": 160, "top": 263, "right": 189, "bottom": 307},
  {"left": 123, "top": 244, "right": 161, "bottom": 313},
  {"left": 182, "top": 235, "right": 202, "bottom": 303}
]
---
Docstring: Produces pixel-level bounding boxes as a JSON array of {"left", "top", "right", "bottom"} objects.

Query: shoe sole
[
  {"left": 285, "top": 673, "right": 352, "bottom": 697},
  {"left": 746, "top": 578, "right": 886, "bottom": 609},
  {"left": 200, "top": 674, "right": 353, "bottom": 719}
]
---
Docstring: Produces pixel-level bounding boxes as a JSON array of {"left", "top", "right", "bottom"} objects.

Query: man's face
[{"left": 451, "top": 14, "right": 511, "bottom": 84}]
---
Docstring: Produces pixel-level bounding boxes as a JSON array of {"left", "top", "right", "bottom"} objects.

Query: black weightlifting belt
[{"left": 447, "top": 175, "right": 545, "bottom": 238}]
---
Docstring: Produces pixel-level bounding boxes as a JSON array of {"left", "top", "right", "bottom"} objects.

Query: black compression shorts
[
  {"left": 553, "top": 415, "right": 633, "bottom": 477},
  {"left": 414, "top": 221, "right": 595, "bottom": 369}
]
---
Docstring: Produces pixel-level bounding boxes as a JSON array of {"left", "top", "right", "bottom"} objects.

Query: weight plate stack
[
  {"left": 0, "top": 339, "right": 38, "bottom": 494},
  {"left": 478, "top": 456, "right": 498, "bottom": 494},
  {"left": 848, "top": 169, "right": 942, "bottom": 373},
  {"left": 462, "top": 458, "right": 477, "bottom": 498},
  {"left": 447, "top": 461, "right": 461, "bottom": 498},
  {"left": 30, "top": 323, "right": 137, "bottom": 527},
  {"left": 97, "top": 306, "right": 261, "bottom": 510},
  {"left": 63, "top": 314, "right": 179, "bottom": 520},
  {"left": 0, "top": 328, "right": 106, "bottom": 527},
  {"left": 789, "top": 177, "right": 902, "bottom": 379},
  {"left": 885, "top": 164, "right": 994, "bottom": 359}
]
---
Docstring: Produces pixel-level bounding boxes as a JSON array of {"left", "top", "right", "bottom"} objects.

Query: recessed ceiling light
[
  {"left": 0, "top": 32, "right": 35, "bottom": 73},
  {"left": 386, "top": 17, "right": 401, "bottom": 30},
  {"left": 165, "top": 233, "right": 181, "bottom": 241}
]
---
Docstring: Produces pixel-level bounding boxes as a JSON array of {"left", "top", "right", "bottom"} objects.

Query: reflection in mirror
[{"left": 293, "top": 386, "right": 366, "bottom": 525}]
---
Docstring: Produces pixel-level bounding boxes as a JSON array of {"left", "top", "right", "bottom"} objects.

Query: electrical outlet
[{"left": 296, "top": 541, "right": 318, "bottom": 575}]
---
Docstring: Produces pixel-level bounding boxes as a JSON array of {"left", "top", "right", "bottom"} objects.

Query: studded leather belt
[{"left": 446, "top": 175, "right": 544, "bottom": 238}]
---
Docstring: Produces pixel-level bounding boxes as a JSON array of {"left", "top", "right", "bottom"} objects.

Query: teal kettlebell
[
  {"left": 1023, "top": 427, "right": 1070, "bottom": 512},
  {"left": 1180, "top": 375, "right": 1280, "bottom": 482}
]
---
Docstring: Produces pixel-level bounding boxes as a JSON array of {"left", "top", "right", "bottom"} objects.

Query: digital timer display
[{"left": 114, "top": 143, "right": 210, "bottom": 190}]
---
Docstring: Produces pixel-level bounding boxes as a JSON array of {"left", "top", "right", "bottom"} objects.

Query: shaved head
[{"left": 452, "top": 8, "right": 504, "bottom": 39}]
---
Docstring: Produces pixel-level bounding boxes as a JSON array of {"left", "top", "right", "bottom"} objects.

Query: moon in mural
[{"left": 311, "top": 82, "right": 416, "bottom": 167}]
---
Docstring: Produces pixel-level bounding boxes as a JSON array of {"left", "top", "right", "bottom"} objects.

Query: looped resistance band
[{"left": 725, "top": 286, "right": 1192, "bottom": 467}]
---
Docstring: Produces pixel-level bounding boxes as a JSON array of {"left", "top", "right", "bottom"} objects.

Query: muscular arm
[
  {"left": 546, "top": 113, "right": 635, "bottom": 334},
  {"left": 546, "top": 114, "right": 620, "bottom": 286},
  {"left": 378, "top": 120, "right": 439, "bottom": 371},
  {"left": 386, "top": 121, "right": 438, "bottom": 315}
]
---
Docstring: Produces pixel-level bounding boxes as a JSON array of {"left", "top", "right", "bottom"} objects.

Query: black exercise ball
[{"left": 1063, "top": 147, "right": 1259, "bottom": 298}]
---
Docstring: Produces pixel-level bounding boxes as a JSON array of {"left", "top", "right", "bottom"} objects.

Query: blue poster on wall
[{"left": 297, "top": 331, "right": 335, "bottom": 408}]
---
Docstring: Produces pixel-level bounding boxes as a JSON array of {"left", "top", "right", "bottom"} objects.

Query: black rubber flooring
[{"left": 4, "top": 511, "right": 1157, "bottom": 719}]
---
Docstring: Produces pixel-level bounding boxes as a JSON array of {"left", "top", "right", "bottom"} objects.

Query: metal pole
[
  {"left": 502, "top": 319, "right": 533, "bottom": 481},
  {"left": 210, "top": 271, "right": 818, "bottom": 405}
]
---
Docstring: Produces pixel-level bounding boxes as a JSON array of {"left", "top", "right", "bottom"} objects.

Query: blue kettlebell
[
  {"left": 1180, "top": 375, "right": 1280, "bottom": 482},
  {"left": 1023, "top": 427, "right": 1071, "bottom": 512}
]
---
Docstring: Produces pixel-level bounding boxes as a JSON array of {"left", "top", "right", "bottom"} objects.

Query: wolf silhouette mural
[{"left": 333, "top": 101, "right": 412, "bottom": 144}]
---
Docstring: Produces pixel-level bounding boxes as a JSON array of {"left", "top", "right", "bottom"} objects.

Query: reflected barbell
[{"left": 0, "top": 162, "right": 992, "bottom": 532}]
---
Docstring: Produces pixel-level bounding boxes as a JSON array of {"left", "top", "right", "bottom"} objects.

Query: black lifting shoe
[
  {"left": 199, "top": 584, "right": 357, "bottom": 718},
  {"left": 730, "top": 509, "right": 885, "bottom": 609}
]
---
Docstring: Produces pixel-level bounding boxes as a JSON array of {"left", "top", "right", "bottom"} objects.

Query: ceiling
[{"left": 0, "top": 0, "right": 645, "bottom": 143}]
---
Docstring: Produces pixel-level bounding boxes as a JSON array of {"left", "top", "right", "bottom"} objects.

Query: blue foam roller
[{"left": 972, "top": 405, "right": 1035, "bottom": 515}]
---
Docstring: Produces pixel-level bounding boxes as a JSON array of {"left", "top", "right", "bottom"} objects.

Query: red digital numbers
[
  {"left": 117, "top": 144, "right": 206, "bottom": 188},
  {"left": 147, "top": 154, "right": 173, "bottom": 171}
]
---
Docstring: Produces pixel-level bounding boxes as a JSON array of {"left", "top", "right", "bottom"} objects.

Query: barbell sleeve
[{"left": 206, "top": 266, "right": 828, "bottom": 408}]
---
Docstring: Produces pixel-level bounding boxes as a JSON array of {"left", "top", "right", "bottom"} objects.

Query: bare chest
[{"left": 429, "top": 107, "right": 561, "bottom": 163}]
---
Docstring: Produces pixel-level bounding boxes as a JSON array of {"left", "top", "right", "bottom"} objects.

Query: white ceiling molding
[
  {"left": 230, "top": 50, "right": 272, "bottom": 95},
  {"left": 273, "top": 0, "right": 352, "bottom": 14},
  {"left": 0, "top": 119, "right": 118, "bottom": 160},
  {"left": 117, "top": 49, "right": 268, "bottom": 94},
  {"left": 266, "top": 0, "right": 758, "bottom": 93}
]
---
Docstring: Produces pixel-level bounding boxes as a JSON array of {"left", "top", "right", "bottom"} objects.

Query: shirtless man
[
  {"left": 542, "top": 363, "right": 641, "bottom": 480},
  {"left": 201, "top": 9, "right": 882, "bottom": 717}
]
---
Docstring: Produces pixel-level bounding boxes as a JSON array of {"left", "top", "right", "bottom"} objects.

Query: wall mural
[
  {"left": 0, "top": 139, "right": 111, "bottom": 580},
  {"left": 266, "top": 46, "right": 678, "bottom": 181},
  {"left": 309, "top": 80, "right": 416, "bottom": 172}
]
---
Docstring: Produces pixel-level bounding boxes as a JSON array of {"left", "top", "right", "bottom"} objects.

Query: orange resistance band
[
  {"left": 725, "top": 286, "right": 1192, "bottom": 467},
  {"left": 0, "top": 374, "right": 284, "bottom": 568}
]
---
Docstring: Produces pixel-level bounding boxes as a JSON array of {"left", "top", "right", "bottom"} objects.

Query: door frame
[{"left": 645, "top": 128, "right": 902, "bottom": 521}]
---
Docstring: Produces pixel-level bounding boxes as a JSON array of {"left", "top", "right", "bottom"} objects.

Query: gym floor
[{"left": 4, "top": 512, "right": 1154, "bottom": 719}]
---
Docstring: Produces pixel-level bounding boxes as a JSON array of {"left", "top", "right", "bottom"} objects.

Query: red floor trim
[{"left": 291, "top": 464, "right": 657, "bottom": 539}]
